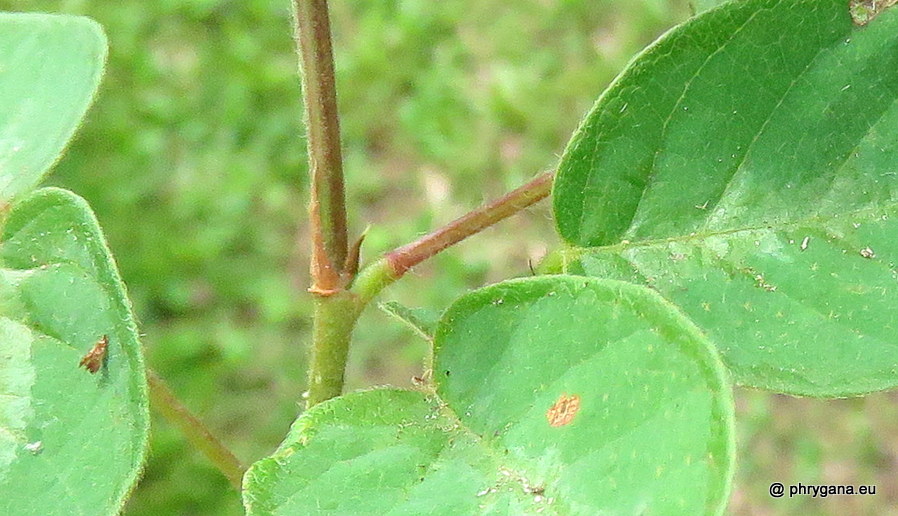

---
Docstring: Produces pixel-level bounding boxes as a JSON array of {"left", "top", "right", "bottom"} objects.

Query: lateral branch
[{"left": 384, "top": 171, "right": 554, "bottom": 278}]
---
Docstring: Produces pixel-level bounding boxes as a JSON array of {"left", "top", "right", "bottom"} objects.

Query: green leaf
[
  {"left": 0, "top": 13, "right": 107, "bottom": 201},
  {"left": 244, "top": 277, "right": 735, "bottom": 515},
  {"left": 378, "top": 300, "right": 438, "bottom": 342},
  {"left": 552, "top": 0, "right": 898, "bottom": 396},
  {"left": 0, "top": 188, "right": 149, "bottom": 515}
]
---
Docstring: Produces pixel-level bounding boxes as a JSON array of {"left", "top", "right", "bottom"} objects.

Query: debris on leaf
[
  {"left": 860, "top": 247, "right": 876, "bottom": 259},
  {"left": 754, "top": 274, "right": 777, "bottom": 292},
  {"left": 24, "top": 441, "right": 43, "bottom": 455},
  {"left": 850, "top": 0, "right": 897, "bottom": 25},
  {"left": 476, "top": 486, "right": 497, "bottom": 497}
]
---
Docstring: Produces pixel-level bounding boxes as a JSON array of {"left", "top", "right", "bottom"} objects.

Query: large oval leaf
[
  {"left": 552, "top": 0, "right": 898, "bottom": 396},
  {"left": 243, "top": 277, "right": 734, "bottom": 515},
  {"left": 0, "top": 188, "right": 149, "bottom": 515},
  {"left": 0, "top": 13, "right": 106, "bottom": 201}
]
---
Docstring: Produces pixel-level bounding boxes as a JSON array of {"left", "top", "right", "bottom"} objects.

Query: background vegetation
[{"left": 2, "top": 0, "right": 896, "bottom": 514}]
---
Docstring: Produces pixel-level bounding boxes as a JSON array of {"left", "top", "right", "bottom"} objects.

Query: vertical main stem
[
  {"left": 294, "top": 0, "right": 354, "bottom": 406},
  {"left": 294, "top": 0, "right": 348, "bottom": 293},
  {"left": 306, "top": 292, "right": 361, "bottom": 407}
]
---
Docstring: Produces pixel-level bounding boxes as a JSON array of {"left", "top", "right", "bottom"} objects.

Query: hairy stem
[
  {"left": 147, "top": 370, "right": 245, "bottom": 490},
  {"left": 353, "top": 171, "right": 555, "bottom": 304},
  {"left": 305, "top": 292, "right": 362, "bottom": 407},
  {"left": 386, "top": 171, "right": 553, "bottom": 276},
  {"left": 291, "top": 0, "right": 554, "bottom": 406},
  {"left": 294, "top": 0, "right": 348, "bottom": 293},
  {"left": 293, "top": 0, "right": 356, "bottom": 407},
  {"left": 305, "top": 171, "right": 554, "bottom": 406}
]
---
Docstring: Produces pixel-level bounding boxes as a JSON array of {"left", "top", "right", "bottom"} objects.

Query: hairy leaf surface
[
  {"left": 552, "top": 0, "right": 898, "bottom": 396},
  {"left": 0, "top": 13, "right": 106, "bottom": 201},
  {"left": 0, "top": 188, "right": 148, "bottom": 515},
  {"left": 244, "top": 277, "right": 734, "bottom": 515}
]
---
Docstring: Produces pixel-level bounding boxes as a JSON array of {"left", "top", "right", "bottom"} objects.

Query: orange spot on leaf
[{"left": 546, "top": 393, "right": 580, "bottom": 427}]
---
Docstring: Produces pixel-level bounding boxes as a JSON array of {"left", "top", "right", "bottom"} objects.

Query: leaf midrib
[
  {"left": 615, "top": 6, "right": 769, "bottom": 240},
  {"left": 565, "top": 200, "right": 898, "bottom": 259}
]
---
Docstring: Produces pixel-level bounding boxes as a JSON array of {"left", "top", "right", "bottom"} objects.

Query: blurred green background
[{"left": 3, "top": 0, "right": 897, "bottom": 514}]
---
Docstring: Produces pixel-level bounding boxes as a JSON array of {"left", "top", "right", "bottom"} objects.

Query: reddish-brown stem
[
  {"left": 294, "top": 0, "right": 348, "bottom": 294},
  {"left": 384, "top": 171, "right": 554, "bottom": 278}
]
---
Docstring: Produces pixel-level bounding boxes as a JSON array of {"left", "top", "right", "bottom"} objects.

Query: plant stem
[
  {"left": 353, "top": 171, "right": 555, "bottom": 304},
  {"left": 291, "top": 0, "right": 554, "bottom": 406},
  {"left": 305, "top": 171, "right": 554, "bottom": 405},
  {"left": 305, "top": 292, "right": 362, "bottom": 407},
  {"left": 147, "top": 369, "right": 245, "bottom": 491},
  {"left": 386, "top": 171, "right": 553, "bottom": 276},
  {"left": 293, "top": 0, "right": 348, "bottom": 294},
  {"left": 293, "top": 0, "right": 358, "bottom": 408}
]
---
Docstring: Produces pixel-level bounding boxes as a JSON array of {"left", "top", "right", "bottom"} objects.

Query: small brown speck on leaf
[
  {"left": 546, "top": 393, "right": 581, "bottom": 427},
  {"left": 80, "top": 335, "right": 109, "bottom": 374},
  {"left": 411, "top": 371, "right": 432, "bottom": 387},
  {"left": 754, "top": 274, "right": 777, "bottom": 292},
  {"left": 526, "top": 485, "right": 545, "bottom": 496}
]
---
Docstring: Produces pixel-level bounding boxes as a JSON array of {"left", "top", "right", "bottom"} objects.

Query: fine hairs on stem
[{"left": 294, "top": 1, "right": 555, "bottom": 409}]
